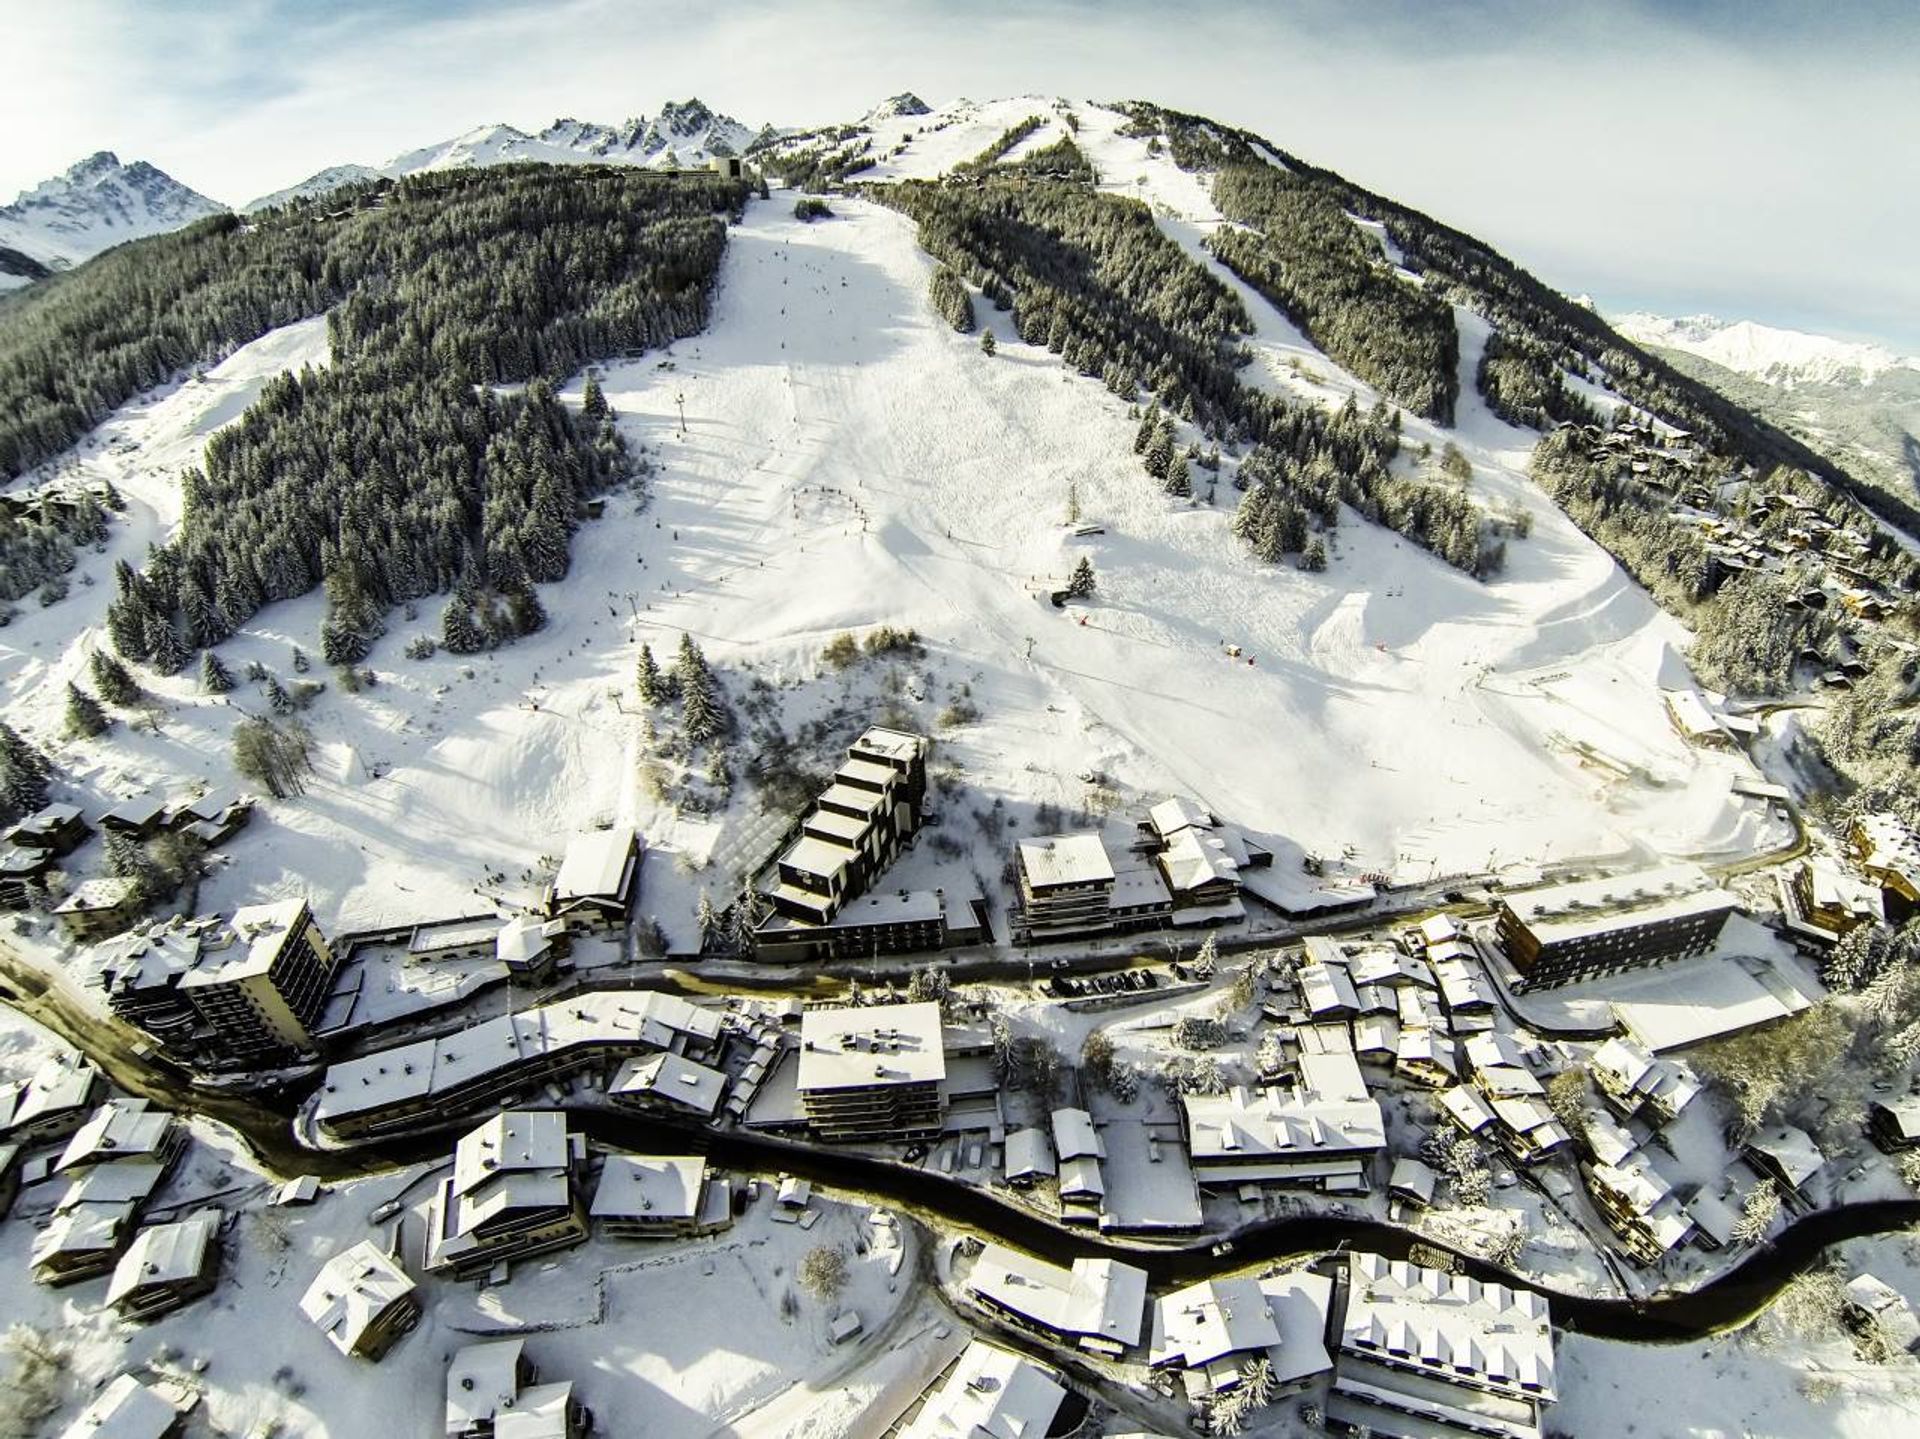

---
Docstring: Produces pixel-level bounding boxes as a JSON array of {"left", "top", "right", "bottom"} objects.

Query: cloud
[{"left": 2, "top": 0, "right": 1916, "bottom": 349}]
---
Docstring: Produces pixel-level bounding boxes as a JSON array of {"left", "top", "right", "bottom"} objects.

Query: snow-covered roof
[
  {"left": 446, "top": 1339, "right": 528, "bottom": 1434},
  {"left": 54, "top": 876, "right": 141, "bottom": 916},
  {"left": 1845, "top": 1275, "right": 1920, "bottom": 1351},
  {"left": 1340, "top": 1253, "right": 1555, "bottom": 1401},
  {"left": 1019, "top": 833, "right": 1114, "bottom": 888},
  {"left": 1584, "top": 1111, "right": 1638, "bottom": 1168},
  {"left": 313, "top": 990, "right": 721, "bottom": 1125},
  {"left": 1158, "top": 826, "right": 1246, "bottom": 894},
  {"left": 1148, "top": 796, "right": 1215, "bottom": 837},
  {"left": 608, "top": 1051, "right": 727, "bottom": 1116},
  {"left": 1300, "top": 961, "right": 1360, "bottom": 1016},
  {"left": 181, "top": 897, "right": 310, "bottom": 987},
  {"left": 1388, "top": 1157, "right": 1438, "bottom": 1205},
  {"left": 33, "top": 1201, "right": 133, "bottom": 1267},
  {"left": 57, "top": 1374, "right": 178, "bottom": 1439},
  {"left": 967, "top": 1243, "right": 1148, "bottom": 1346},
  {"left": 1183, "top": 1081, "right": 1385, "bottom": 1165},
  {"left": 1501, "top": 864, "right": 1736, "bottom": 945},
  {"left": 441, "top": 1111, "right": 574, "bottom": 1249},
  {"left": 1058, "top": 1154, "right": 1106, "bottom": 1201},
  {"left": 1260, "top": 1270, "right": 1335, "bottom": 1385},
  {"left": 1050, "top": 1107, "right": 1104, "bottom": 1161},
  {"left": 1005, "top": 1127, "right": 1055, "bottom": 1181},
  {"left": 300, "top": 1240, "right": 418, "bottom": 1356},
  {"left": 1440, "top": 1085, "right": 1497, "bottom": 1134},
  {"left": 899, "top": 1340, "right": 1065, "bottom": 1439},
  {"left": 56, "top": 1097, "right": 173, "bottom": 1172},
  {"left": 105, "top": 1209, "right": 218, "bottom": 1307},
  {"left": 1155, "top": 1275, "right": 1281, "bottom": 1370},
  {"left": 1663, "top": 688, "right": 1726, "bottom": 740},
  {"left": 797, "top": 1002, "right": 945, "bottom": 1092},
  {"left": 552, "top": 828, "right": 639, "bottom": 902},
  {"left": 1748, "top": 1124, "right": 1825, "bottom": 1191},
  {"left": 1609, "top": 951, "right": 1817, "bottom": 1053},
  {"left": 590, "top": 1154, "right": 707, "bottom": 1222}
]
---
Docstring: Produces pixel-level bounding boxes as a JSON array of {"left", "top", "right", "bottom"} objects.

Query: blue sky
[{"left": 5, "top": 0, "right": 1917, "bottom": 349}]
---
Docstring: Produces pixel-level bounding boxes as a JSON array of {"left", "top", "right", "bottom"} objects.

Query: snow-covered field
[{"left": 0, "top": 100, "right": 1791, "bottom": 953}]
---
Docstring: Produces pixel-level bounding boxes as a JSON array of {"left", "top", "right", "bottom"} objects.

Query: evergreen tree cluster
[
  {"left": 1476, "top": 329, "right": 1603, "bottom": 431},
  {"left": 954, "top": 115, "right": 1045, "bottom": 173},
  {"left": 927, "top": 266, "right": 976, "bottom": 333},
  {"left": 1207, "top": 166, "right": 1460, "bottom": 424},
  {"left": 43, "top": 165, "right": 745, "bottom": 666},
  {"left": 0, "top": 721, "right": 53, "bottom": 826},
  {"left": 1004, "top": 136, "right": 1095, "bottom": 184},
  {"left": 0, "top": 490, "right": 112, "bottom": 604},
  {"left": 231, "top": 715, "right": 315, "bottom": 799}
]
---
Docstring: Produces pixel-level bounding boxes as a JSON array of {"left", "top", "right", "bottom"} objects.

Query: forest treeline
[{"left": 1, "top": 165, "right": 746, "bottom": 663}]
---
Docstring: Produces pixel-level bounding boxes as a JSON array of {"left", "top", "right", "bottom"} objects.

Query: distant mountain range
[
  {"left": 0, "top": 150, "right": 224, "bottom": 274},
  {"left": 1612, "top": 311, "right": 1920, "bottom": 506}
]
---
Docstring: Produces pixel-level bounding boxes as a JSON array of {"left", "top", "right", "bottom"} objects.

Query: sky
[{"left": 4, "top": 0, "right": 1918, "bottom": 349}]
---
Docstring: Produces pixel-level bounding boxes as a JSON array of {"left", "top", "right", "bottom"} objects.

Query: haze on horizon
[{"left": 4, "top": 0, "right": 1917, "bottom": 352}]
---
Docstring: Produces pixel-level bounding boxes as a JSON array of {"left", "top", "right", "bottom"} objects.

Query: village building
[
  {"left": 1588, "top": 1037, "right": 1701, "bottom": 1125},
  {"left": 100, "top": 795, "right": 169, "bottom": 839},
  {"left": 1745, "top": 1125, "right": 1826, "bottom": 1208},
  {"left": 311, "top": 989, "right": 722, "bottom": 1140},
  {"left": 544, "top": 827, "right": 642, "bottom": 934},
  {"left": 1051, "top": 1106, "right": 1107, "bottom": 1224},
  {"left": 54, "top": 876, "right": 144, "bottom": 942},
  {"left": 445, "top": 1339, "right": 590, "bottom": 1439},
  {"left": 1781, "top": 859, "right": 1885, "bottom": 943},
  {"left": 1328, "top": 1253, "right": 1556, "bottom": 1439},
  {"left": 1004, "top": 1126, "right": 1056, "bottom": 1187},
  {"left": 105, "top": 1209, "right": 222, "bottom": 1321},
  {"left": 57, "top": 1374, "right": 184, "bottom": 1439},
  {"left": 1149, "top": 1270, "right": 1334, "bottom": 1406},
  {"left": 1140, "top": 796, "right": 1272, "bottom": 926},
  {"left": 965, "top": 1242, "right": 1149, "bottom": 1356},
  {"left": 56, "top": 1096, "right": 184, "bottom": 1176},
  {"left": 1388, "top": 1156, "right": 1438, "bottom": 1209},
  {"left": 1662, "top": 689, "right": 1735, "bottom": 749},
  {"left": 1852, "top": 813, "right": 1920, "bottom": 923},
  {"left": 898, "top": 1340, "right": 1067, "bottom": 1439},
  {"left": 1868, "top": 1095, "right": 1920, "bottom": 1152},
  {"left": 755, "top": 728, "right": 937, "bottom": 958},
  {"left": 1182, "top": 1053, "right": 1385, "bottom": 1193},
  {"left": 425, "top": 1111, "right": 588, "bottom": 1278},
  {"left": 0, "top": 843, "right": 53, "bottom": 909},
  {"left": 1015, "top": 832, "right": 1122, "bottom": 941},
  {"left": 173, "top": 899, "right": 337, "bottom": 1066},
  {"left": 6, "top": 801, "right": 89, "bottom": 855},
  {"left": 1, "top": 1051, "right": 101, "bottom": 1146},
  {"left": 300, "top": 1240, "right": 422, "bottom": 1361},
  {"left": 589, "top": 1154, "right": 731, "bottom": 1239},
  {"left": 34, "top": 1196, "right": 139, "bottom": 1285},
  {"left": 168, "top": 789, "right": 253, "bottom": 847},
  {"left": 1844, "top": 1274, "right": 1920, "bottom": 1356},
  {"left": 495, "top": 913, "right": 569, "bottom": 985},
  {"left": 796, "top": 1001, "right": 946, "bottom": 1142},
  {"left": 1582, "top": 1154, "right": 1695, "bottom": 1265},
  {"left": 606, "top": 1050, "right": 728, "bottom": 1119},
  {"left": 1494, "top": 864, "right": 1739, "bottom": 990}
]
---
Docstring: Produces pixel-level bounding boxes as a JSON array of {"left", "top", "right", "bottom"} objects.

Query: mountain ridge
[{"left": 0, "top": 149, "right": 225, "bottom": 270}]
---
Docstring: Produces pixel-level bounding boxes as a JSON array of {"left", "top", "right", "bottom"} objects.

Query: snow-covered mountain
[
  {"left": 1612, "top": 311, "right": 1919, "bottom": 389},
  {"left": 384, "top": 99, "right": 760, "bottom": 177},
  {"left": 242, "top": 162, "right": 385, "bottom": 214},
  {"left": 0, "top": 151, "right": 225, "bottom": 270}
]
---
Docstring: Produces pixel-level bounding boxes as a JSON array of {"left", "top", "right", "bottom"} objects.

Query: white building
[
  {"left": 445, "top": 1339, "right": 588, "bottom": 1439},
  {"left": 1329, "top": 1253, "right": 1556, "bottom": 1439},
  {"left": 899, "top": 1340, "right": 1066, "bottom": 1439},
  {"left": 1182, "top": 1053, "right": 1384, "bottom": 1192},
  {"left": 105, "top": 1209, "right": 221, "bottom": 1321},
  {"left": 607, "top": 1051, "right": 728, "bottom": 1118},
  {"left": 175, "top": 898, "right": 338, "bottom": 1063},
  {"left": 590, "top": 1154, "right": 730, "bottom": 1239},
  {"left": 426, "top": 1111, "right": 586, "bottom": 1278},
  {"left": 300, "top": 1240, "right": 421, "bottom": 1361},
  {"left": 797, "top": 1001, "right": 946, "bottom": 1142},
  {"left": 57, "top": 1374, "right": 181, "bottom": 1439},
  {"left": 545, "top": 828, "right": 641, "bottom": 933},
  {"left": 965, "top": 1242, "right": 1148, "bottom": 1356},
  {"left": 1588, "top": 1037, "right": 1700, "bottom": 1124}
]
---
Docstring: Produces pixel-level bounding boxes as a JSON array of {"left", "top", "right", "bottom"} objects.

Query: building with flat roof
[
  {"left": 762, "top": 728, "right": 930, "bottom": 933},
  {"left": 899, "top": 1340, "right": 1066, "bottom": 1439},
  {"left": 175, "top": 899, "right": 337, "bottom": 1066},
  {"left": 106, "top": 1209, "right": 221, "bottom": 1321},
  {"left": 54, "top": 876, "right": 143, "bottom": 942},
  {"left": 965, "top": 1242, "right": 1148, "bottom": 1356},
  {"left": 300, "top": 1240, "right": 421, "bottom": 1361},
  {"left": 1495, "top": 864, "right": 1738, "bottom": 990},
  {"left": 545, "top": 828, "right": 642, "bottom": 934},
  {"left": 797, "top": 1001, "right": 946, "bottom": 1142},
  {"left": 425, "top": 1111, "right": 587, "bottom": 1278},
  {"left": 1329, "top": 1253, "right": 1556, "bottom": 1439},
  {"left": 590, "top": 1154, "right": 730, "bottom": 1240}
]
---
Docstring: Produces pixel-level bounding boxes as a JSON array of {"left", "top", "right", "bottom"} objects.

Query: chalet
[
  {"left": 100, "top": 796, "right": 168, "bottom": 839},
  {"left": 1328, "top": 1253, "right": 1556, "bottom": 1439},
  {"left": 1182, "top": 1054, "right": 1384, "bottom": 1193},
  {"left": 34, "top": 1199, "right": 137, "bottom": 1285},
  {"left": 54, "top": 876, "right": 143, "bottom": 942},
  {"left": 1588, "top": 1037, "right": 1700, "bottom": 1125},
  {"left": 445, "top": 1339, "right": 590, "bottom": 1439},
  {"left": 1004, "top": 1127, "right": 1056, "bottom": 1187},
  {"left": 1583, "top": 1155, "right": 1694, "bottom": 1264},
  {"left": 57, "top": 1375, "right": 183, "bottom": 1439},
  {"left": 495, "top": 913, "right": 569, "bottom": 985},
  {"left": 1140, "top": 796, "right": 1271, "bottom": 925},
  {"left": 545, "top": 828, "right": 641, "bottom": 933},
  {"left": 168, "top": 789, "right": 253, "bottom": 846},
  {"left": 607, "top": 1050, "right": 728, "bottom": 1119},
  {"left": 965, "top": 1242, "right": 1148, "bottom": 1356},
  {"left": 1844, "top": 1274, "right": 1920, "bottom": 1356},
  {"left": 1148, "top": 1271, "right": 1333, "bottom": 1406},
  {"left": 6, "top": 802, "right": 89, "bottom": 855},
  {"left": 106, "top": 1209, "right": 222, "bottom": 1321},
  {"left": 425, "top": 1111, "right": 588, "bottom": 1278},
  {"left": 898, "top": 1340, "right": 1066, "bottom": 1439},
  {"left": 300, "top": 1240, "right": 422, "bottom": 1361},
  {"left": 1781, "top": 860, "right": 1883, "bottom": 944},
  {"left": 57, "top": 1097, "right": 184, "bottom": 1176},
  {"left": 1387, "top": 1156, "right": 1438, "bottom": 1208},
  {"left": 2, "top": 1052, "right": 101, "bottom": 1145},
  {"left": 1663, "top": 689, "right": 1731, "bottom": 749},
  {"left": 1868, "top": 1095, "right": 1920, "bottom": 1153},
  {"left": 0, "top": 843, "right": 51, "bottom": 909},
  {"left": 590, "top": 1154, "right": 730, "bottom": 1240},
  {"left": 1746, "top": 1125, "right": 1825, "bottom": 1208},
  {"left": 1851, "top": 813, "right": 1920, "bottom": 922}
]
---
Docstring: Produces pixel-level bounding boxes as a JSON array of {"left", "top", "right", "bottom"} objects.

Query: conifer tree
[
  {"left": 441, "top": 598, "right": 487, "bottom": 655},
  {"left": 636, "top": 643, "right": 665, "bottom": 705},
  {"left": 1164, "top": 453, "right": 1192, "bottom": 498},
  {"left": 1065, "top": 556, "right": 1096, "bottom": 599},
  {"left": 146, "top": 617, "right": 191, "bottom": 675},
  {"left": 1134, "top": 405, "right": 1160, "bottom": 455},
  {"left": 1302, "top": 535, "right": 1328, "bottom": 572},
  {"left": 232, "top": 716, "right": 315, "bottom": 799},
  {"left": 676, "top": 633, "right": 725, "bottom": 744},
  {"left": 89, "top": 651, "right": 141, "bottom": 707},
  {"left": 979, "top": 330, "right": 996, "bottom": 356},
  {"left": 0, "top": 721, "right": 52, "bottom": 817},
  {"left": 104, "top": 830, "right": 168, "bottom": 906},
  {"left": 263, "top": 675, "right": 294, "bottom": 716},
  {"left": 1144, "top": 421, "right": 1175, "bottom": 481},
  {"left": 65, "top": 683, "right": 110, "bottom": 738},
  {"left": 199, "top": 651, "right": 236, "bottom": 694},
  {"left": 695, "top": 890, "right": 720, "bottom": 952}
]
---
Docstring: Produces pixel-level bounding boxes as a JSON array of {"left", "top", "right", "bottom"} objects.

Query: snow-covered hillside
[
  {"left": 1612, "top": 311, "right": 1919, "bottom": 389},
  {"left": 0, "top": 100, "right": 1785, "bottom": 946},
  {"left": 242, "top": 163, "right": 385, "bottom": 213},
  {"left": 0, "top": 151, "right": 225, "bottom": 269}
]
